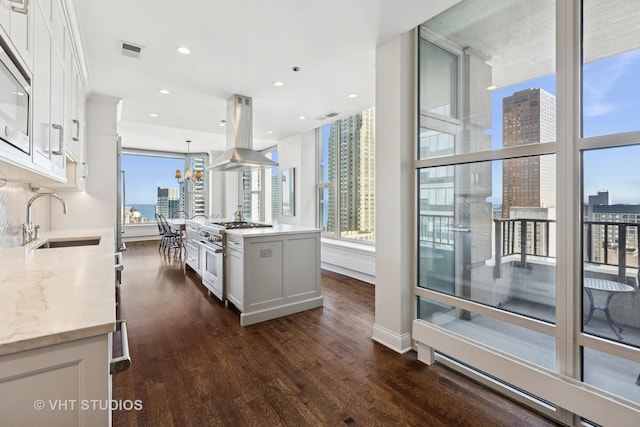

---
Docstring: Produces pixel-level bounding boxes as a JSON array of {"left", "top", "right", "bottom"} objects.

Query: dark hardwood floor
[{"left": 113, "top": 241, "right": 561, "bottom": 427}]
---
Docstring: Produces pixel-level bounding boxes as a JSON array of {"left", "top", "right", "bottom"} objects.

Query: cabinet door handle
[
  {"left": 72, "top": 119, "right": 80, "bottom": 141},
  {"left": 81, "top": 161, "right": 88, "bottom": 179},
  {"left": 10, "top": 0, "right": 28, "bottom": 14},
  {"left": 51, "top": 123, "right": 64, "bottom": 155},
  {"left": 110, "top": 320, "right": 131, "bottom": 374}
]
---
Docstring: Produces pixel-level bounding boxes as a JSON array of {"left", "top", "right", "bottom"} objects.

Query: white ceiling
[{"left": 73, "top": 0, "right": 458, "bottom": 153}]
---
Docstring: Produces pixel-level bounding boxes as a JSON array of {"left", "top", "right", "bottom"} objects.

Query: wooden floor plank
[{"left": 113, "top": 241, "right": 560, "bottom": 426}]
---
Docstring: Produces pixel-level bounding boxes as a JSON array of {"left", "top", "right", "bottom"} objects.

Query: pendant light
[{"left": 175, "top": 140, "right": 202, "bottom": 181}]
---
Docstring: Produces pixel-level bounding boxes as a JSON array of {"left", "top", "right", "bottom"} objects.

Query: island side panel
[
  {"left": 286, "top": 234, "right": 321, "bottom": 298},
  {"left": 238, "top": 230, "right": 323, "bottom": 326},
  {"left": 246, "top": 239, "right": 285, "bottom": 305}
]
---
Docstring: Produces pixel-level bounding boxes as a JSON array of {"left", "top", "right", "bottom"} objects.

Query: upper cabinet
[
  {"left": 0, "top": 0, "right": 33, "bottom": 72},
  {"left": 1, "top": 0, "right": 87, "bottom": 186}
]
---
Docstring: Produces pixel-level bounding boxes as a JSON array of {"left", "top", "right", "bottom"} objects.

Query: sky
[
  {"left": 581, "top": 50, "right": 640, "bottom": 204},
  {"left": 484, "top": 49, "right": 640, "bottom": 206},
  {"left": 122, "top": 154, "right": 184, "bottom": 205}
]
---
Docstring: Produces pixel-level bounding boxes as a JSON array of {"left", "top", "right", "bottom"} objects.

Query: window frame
[
  {"left": 412, "top": 1, "right": 640, "bottom": 423},
  {"left": 239, "top": 146, "right": 278, "bottom": 223},
  {"left": 121, "top": 148, "right": 209, "bottom": 224},
  {"left": 316, "top": 110, "right": 376, "bottom": 245}
]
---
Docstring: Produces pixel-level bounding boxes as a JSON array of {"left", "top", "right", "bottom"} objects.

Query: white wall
[
  {"left": 52, "top": 95, "right": 120, "bottom": 231},
  {"left": 277, "top": 132, "right": 308, "bottom": 226},
  {"left": 372, "top": 31, "right": 415, "bottom": 353},
  {"left": 276, "top": 129, "right": 377, "bottom": 283}
]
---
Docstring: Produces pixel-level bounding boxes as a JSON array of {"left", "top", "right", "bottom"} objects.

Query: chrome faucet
[{"left": 22, "top": 193, "right": 68, "bottom": 245}]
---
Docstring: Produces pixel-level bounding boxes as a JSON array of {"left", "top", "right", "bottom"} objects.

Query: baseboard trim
[
  {"left": 321, "top": 262, "right": 375, "bottom": 285},
  {"left": 371, "top": 324, "right": 412, "bottom": 354}
]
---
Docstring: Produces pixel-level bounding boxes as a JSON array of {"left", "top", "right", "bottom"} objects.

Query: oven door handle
[
  {"left": 198, "top": 241, "right": 223, "bottom": 254},
  {"left": 110, "top": 320, "right": 131, "bottom": 374}
]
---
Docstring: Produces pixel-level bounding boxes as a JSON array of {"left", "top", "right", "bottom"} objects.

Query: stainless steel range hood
[{"left": 207, "top": 94, "right": 278, "bottom": 172}]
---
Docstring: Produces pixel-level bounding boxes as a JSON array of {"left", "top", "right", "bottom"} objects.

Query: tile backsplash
[{"left": 0, "top": 180, "right": 50, "bottom": 250}]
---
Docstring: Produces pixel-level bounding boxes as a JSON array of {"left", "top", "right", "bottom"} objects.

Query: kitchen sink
[{"left": 36, "top": 237, "right": 101, "bottom": 249}]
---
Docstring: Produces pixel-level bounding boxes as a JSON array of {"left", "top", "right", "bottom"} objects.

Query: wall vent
[
  {"left": 119, "top": 41, "right": 144, "bottom": 59},
  {"left": 314, "top": 111, "right": 340, "bottom": 121}
]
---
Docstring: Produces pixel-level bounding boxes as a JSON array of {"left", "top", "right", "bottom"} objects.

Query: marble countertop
[
  {"left": 184, "top": 219, "right": 321, "bottom": 237},
  {"left": 225, "top": 223, "right": 321, "bottom": 237},
  {"left": 0, "top": 228, "right": 116, "bottom": 356}
]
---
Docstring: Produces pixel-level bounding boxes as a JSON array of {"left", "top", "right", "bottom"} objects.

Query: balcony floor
[{"left": 440, "top": 298, "right": 640, "bottom": 405}]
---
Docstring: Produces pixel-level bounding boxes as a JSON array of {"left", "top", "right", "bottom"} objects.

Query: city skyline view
[
  {"left": 122, "top": 153, "right": 207, "bottom": 222},
  {"left": 486, "top": 47, "right": 640, "bottom": 207},
  {"left": 122, "top": 154, "right": 184, "bottom": 205}
]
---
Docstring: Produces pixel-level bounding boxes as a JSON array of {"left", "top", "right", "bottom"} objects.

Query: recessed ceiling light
[
  {"left": 177, "top": 46, "right": 190, "bottom": 55},
  {"left": 273, "top": 81, "right": 284, "bottom": 87},
  {"left": 348, "top": 93, "right": 358, "bottom": 98},
  {"left": 149, "top": 113, "right": 158, "bottom": 118},
  {"left": 219, "top": 120, "right": 226, "bottom": 127},
  {"left": 267, "top": 130, "right": 273, "bottom": 134},
  {"left": 487, "top": 85, "right": 497, "bottom": 91},
  {"left": 299, "top": 116, "right": 306, "bottom": 120},
  {"left": 158, "top": 89, "right": 170, "bottom": 95}
]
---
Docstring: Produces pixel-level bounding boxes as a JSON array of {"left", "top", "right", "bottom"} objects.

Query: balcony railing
[
  {"left": 493, "top": 218, "right": 555, "bottom": 278},
  {"left": 584, "top": 221, "right": 639, "bottom": 283},
  {"left": 492, "top": 217, "right": 639, "bottom": 281}
]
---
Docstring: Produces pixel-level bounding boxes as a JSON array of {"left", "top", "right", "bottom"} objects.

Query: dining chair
[
  {"left": 190, "top": 214, "right": 208, "bottom": 220},
  {"left": 158, "top": 214, "right": 181, "bottom": 256},
  {"left": 154, "top": 213, "right": 167, "bottom": 252}
]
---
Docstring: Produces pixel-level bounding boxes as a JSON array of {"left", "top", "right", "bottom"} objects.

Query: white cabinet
[
  {"left": 225, "top": 229, "right": 323, "bottom": 326},
  {"left": 30, "top": 0, "right": 88, "bottom": 188},
  {"left": 50, "top": 0, "right": 65, "bottom": 177},
  {"left": 31, "top": 0, "right": 65, "bottom": 180},
  {"left": 64, "top": 41, "right": 79, "bottom": 159},
  {"left": 0, "top": 334, "right": 111, "bottom": 427},
  {"left": 0, "top": 0, "right": 88, "bottom": 184},
  {"left": 226, "top": 234, "right": 244, "bottom": 311},
  {"left": 0, "top": 1, "right": 10, "bottom": 32},
  {"left": 0, "top": 0, "right": 33, "bottom": 71},
  {"left": 31, "top": 0, "right": 51, "bottom": 171},
  {"left": 185, "top": 240, "right": 201, "bottom": 274}
]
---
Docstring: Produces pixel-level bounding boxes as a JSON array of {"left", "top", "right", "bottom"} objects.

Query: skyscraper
[
  {"left": 185, "top": 156, "right": 207, "bottom": 216},
  {"left": 157, "top": 187, "right": 169, "bottom": 216},
  {"left": 325, "top": 108, "right": 376, "bottom": 240},
  {"left": 501, "top": 88, "right": 556, "bottom": 219},
  {"left": 157, "top": 186, "right": 181, "bottom": 217}
]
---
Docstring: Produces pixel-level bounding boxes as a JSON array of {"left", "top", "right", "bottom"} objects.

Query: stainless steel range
[{"left": 196, "top": 221, "right": 271, "bottom": 301}]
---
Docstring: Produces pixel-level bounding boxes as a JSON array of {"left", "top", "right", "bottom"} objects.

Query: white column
[
  {"left": 372, "top": 31, "right": 415, "bottom": 353},
  {"left": 51, "top": 94, "right": 121, "bottom": 230}
]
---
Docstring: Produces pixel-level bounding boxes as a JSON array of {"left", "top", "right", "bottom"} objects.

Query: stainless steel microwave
[{"left": 0, "top": 37, "right": 30, "bottom": 155}]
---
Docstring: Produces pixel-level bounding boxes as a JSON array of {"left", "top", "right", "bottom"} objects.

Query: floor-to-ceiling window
[
  {"left": 317, "top": 108, "right": 376, "bottom": 243},
  {"left": 579, "top": 0, "right": 640, "bottom": 409},
  {"left": 413, "top": 1, "right": 640, "bottom": 425},
  {"left": 122, "top": 150, "right": 208, "bottom": 222},
  {"left": 241, "top": 148, "right": 278, "bottom": 222}
]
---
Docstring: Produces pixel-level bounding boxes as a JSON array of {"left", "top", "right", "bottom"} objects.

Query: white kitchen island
[{"left": 224, "top": 224, "right": 323, "bottom": 326}]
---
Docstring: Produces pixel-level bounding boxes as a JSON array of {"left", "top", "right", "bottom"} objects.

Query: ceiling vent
[
  {"left": 314, "top": 111, "right": 340, "bottom": 121},
  {"left": 119, "top": 41, "right": 144, "bottom": 59}
]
